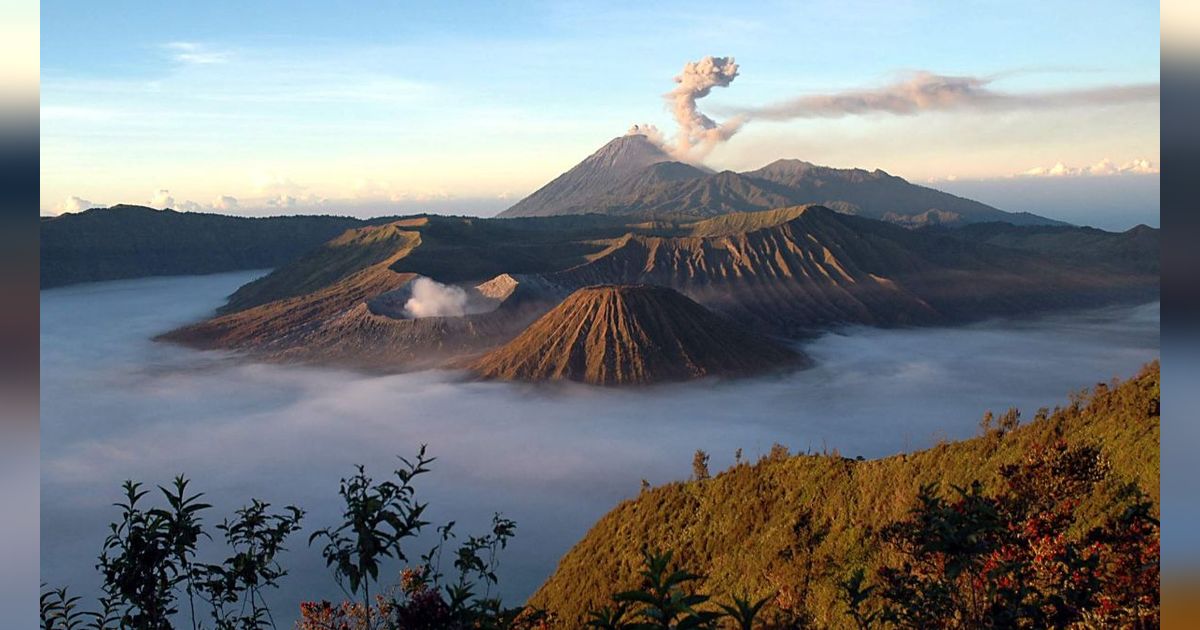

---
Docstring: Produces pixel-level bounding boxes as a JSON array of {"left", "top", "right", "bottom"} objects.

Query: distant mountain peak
[
  {"left": 500, "top": 135, "right": 1063, "bottom": 227},
  {"left": 592, "top": 133, "right": 672, "bottom": 167},
  {"left": 498, "top": 135, "right": 677, "bottom": 218}
]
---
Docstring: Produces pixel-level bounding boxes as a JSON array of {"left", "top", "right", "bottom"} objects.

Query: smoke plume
[
  {"left": 738, "top": 71, "right": 1159, "bottom": 120},
  {"left": 403, "top": 277, "right": 469, "bottom": 318},
  {"left": 661, "top": 56, "right": 745, "bottom": 161},
  {"left": 628, "top": 62, "right": 1157, "bottom": 164}
]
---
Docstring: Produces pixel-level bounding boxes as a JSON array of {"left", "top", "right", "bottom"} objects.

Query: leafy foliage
[
  {"left": 609, "top": 549, "right": 720, "bottom": 629},
  {"left": 868, "top": 443, "right": 1159, "bottom": 628},
  {"left": 308, "top": 448, "right": 434, "bottom": 614},
  {"left": 97, "top": 477, "right": 211, "bottom": 629},
  {"left": 298, "top": 452, "right": 526, "bottom": 629},
  {"left": 196, "top": 500, "right": 305, "bottom": 629}
]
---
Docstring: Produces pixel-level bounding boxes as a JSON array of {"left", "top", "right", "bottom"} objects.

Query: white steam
[{"left": 403, "top": 277, "right": 469, "bottom": 318}]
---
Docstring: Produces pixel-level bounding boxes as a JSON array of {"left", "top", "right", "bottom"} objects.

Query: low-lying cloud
[
  {"left": 403, "top": 277, "right": 469, "bottom": 318},
  {"left": 1018, "top": 158, "right": 1158, "bottom": 178},
  {"left": 40, "top": 272, "right": 1160, "bottom": 623},
  {"left": 55, "top": 196, "right": 98, "bottom": 214}
]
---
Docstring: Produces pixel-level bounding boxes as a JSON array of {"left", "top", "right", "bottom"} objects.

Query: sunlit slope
[
  {"left": 161, "top": 222, "right": 424, "bottom": 351},
  {"left": 540, "top": 205, "right": 1156, "bottom": 335},
  {"left": 470, "top": 285, "right": 803, "bottom": 385},
  {"left": 161, "top": 207, "right": 1158, "bottom": 372},
  {"left": 160, "top": 216, "right": 625, "bottom": 369},
  {"left": 531, "top": 362, "right": 1160, "bottom": 626}
]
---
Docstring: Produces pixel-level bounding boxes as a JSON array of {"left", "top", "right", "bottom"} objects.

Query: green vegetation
[
  {"left": 41, "top": 364, "right": 1159, "bottom": 629},
  {"left": 531, "top": 362, "right": 1159, "bottom": 627}
]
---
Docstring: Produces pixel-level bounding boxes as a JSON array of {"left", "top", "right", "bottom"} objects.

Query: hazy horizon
[
  {"left": 40, "top": 170, "right": 1162, "bottom": 233},
  {"left": 41, "top": 2, "right": 1159, "bottom": 220}
]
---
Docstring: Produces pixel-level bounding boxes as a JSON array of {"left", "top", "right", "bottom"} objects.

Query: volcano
[
  {"left": 499, "top": 133, "right": 685, "bottom": 218},
  {"left": 469, "top": 284, "right": 804, "bottom": 386},
  {"left": 499, "top": 136, "right": 1063, "bottom": 226}
]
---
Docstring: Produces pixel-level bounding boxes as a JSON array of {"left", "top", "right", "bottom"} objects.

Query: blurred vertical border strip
[
  {"left": 0, "top": 0, "right": 39, "bottom": 627},
  {"left": 1162, "top": 0, "right": 1200, "bottom": 627}
]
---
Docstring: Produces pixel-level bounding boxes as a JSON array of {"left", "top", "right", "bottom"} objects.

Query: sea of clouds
[{"left": 40, "top": 270, "right": 1160, "bottom": 623}]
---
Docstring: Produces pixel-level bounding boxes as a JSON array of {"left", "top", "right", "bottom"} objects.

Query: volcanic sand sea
[{"left": 40, "top": 270, "right": 1160, "bottom": 623}]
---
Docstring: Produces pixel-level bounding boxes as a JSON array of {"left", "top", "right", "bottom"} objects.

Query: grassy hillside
[
  {"left": 531, "top": 362, "right": 1160, "bottom": 627},
  {"left": 40, "top": 205, "right": 367, "bottom": 289}
]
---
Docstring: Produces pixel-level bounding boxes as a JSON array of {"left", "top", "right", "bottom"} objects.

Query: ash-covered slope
[
  {"left": 470, "top": 285, "right": 803, "bottom": 385},
  {"left": 522, "top": 205, "right": 1154, "bottom": 335},
  {"left": 160, "top": 206, "right": 1157, "bottom": 376},
  {"left": 499, "top": 134, "right": 677, "bottom": 218},
  {"left": 583, "top": 170, "right": 799, "bottom": 218},
  {"left": 538, "top": 206, "right": 940, "bottom": 334},
  {"left": 159, "top": 215, "right": 619, "bottom": 370}
]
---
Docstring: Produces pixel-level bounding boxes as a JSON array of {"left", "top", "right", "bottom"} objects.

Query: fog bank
[{"left": 41, "top": 271, "right": 1159, "bottom": 623}]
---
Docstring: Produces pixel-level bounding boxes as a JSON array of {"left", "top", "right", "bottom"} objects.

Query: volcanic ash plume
[
  {"left": 739, "top": 71, "right": 1159, "bottom": 120},
  {"left": 665, "top": 56, "right": 744, "bottom": 160}
]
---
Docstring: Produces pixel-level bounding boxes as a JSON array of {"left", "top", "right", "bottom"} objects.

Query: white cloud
[
  {"left": 1017, "top": 158, "right": 1158, "bottom": 178},
  {"left": 266, "top": 194, "right": 298, "bottom": 208},
  {"left": 149, "top": 189, "right": 175, "bottom": 209},
  {"left": 167, "top": 195, "right": 241, "bottom": 213},
  {"left": 164, "top": 42, "right": 231, "bottom": 65},
  {"left": 56, "top": 196, "right": 99, "bottom": 214}
]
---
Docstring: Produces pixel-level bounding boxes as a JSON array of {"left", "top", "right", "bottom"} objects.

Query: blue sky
[{"left": 40, "top": 1, "right": 1160, "bottom": 220}]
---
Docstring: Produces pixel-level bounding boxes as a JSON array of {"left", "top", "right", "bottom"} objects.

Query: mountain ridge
[
  {"left": 498, "top": 136, "right": 1064, "bottom": 227},
  {"left": 158, "top": 207, "right": 1158, "bottom": 377},
  {"left": 40, "top": 205, "right": 368, "bottom": 289}
]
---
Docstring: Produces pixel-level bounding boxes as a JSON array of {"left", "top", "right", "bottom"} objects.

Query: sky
[{"left": 40, "top": 1, "right": 1160, "bottom": 223}]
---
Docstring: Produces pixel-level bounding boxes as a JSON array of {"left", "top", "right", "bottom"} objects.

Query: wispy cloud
[
  {"left": 164, "top": 41, "right": 232, "bottom": 65},
  {"left": 733, "top": 71, "right": 1159, "bottom": 121}
]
